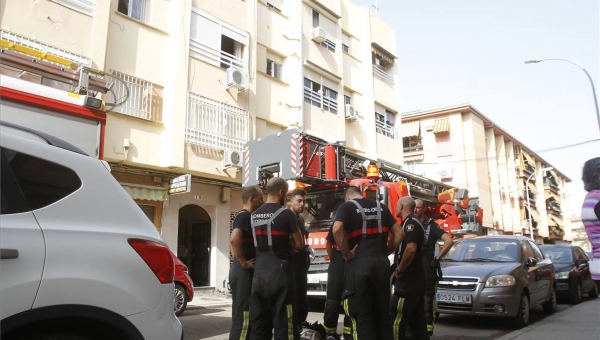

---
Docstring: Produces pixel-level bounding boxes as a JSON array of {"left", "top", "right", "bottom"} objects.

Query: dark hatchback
[
  {"left": 539, "top": 245, "right": 598, "bottom": 304},
  {"left": 438, "top": 236, "right": 556, "bottom": 328}
]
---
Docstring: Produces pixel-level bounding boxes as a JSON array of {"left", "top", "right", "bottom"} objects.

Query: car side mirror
[{"left": 526, "top": 257, "right": 538, "bottom": 267}]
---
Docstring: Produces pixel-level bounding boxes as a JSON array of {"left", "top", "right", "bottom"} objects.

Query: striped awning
[
  {"left": 433, "top": 118, "right": 450, "bottom": 134},
  {"left": 401, "top": 120, "right": 420, "bottom": 138},
  {"left": 404, "top": 154, "right": 424, "bottom": 162},
  {"left": 545, "top": 191, "right": 560, "bottom": 201},
  {"left": 525, "top": 206, "right": 541, "bottom": 221},
  {"left": 522, "top": 151, "right": 536, "bottom": 167},
  {"left": 371, "top": 46, "right": 394, "bottom": 64},
  {"left": 527, "top": 181, "right": 539, "bottom": 195},
  {"left": 122, "top": 184, "right": 167, "bottom": 201},
  {"left": 549, "top": 215, "right": 564, "bottom": 227}
]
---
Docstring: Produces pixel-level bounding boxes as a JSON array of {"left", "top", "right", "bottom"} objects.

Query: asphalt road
[{"left": 179, "top": 300, "right": 574, "bottom": 340}]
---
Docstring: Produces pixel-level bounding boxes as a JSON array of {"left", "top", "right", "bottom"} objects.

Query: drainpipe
[{"left": 299, "top": 23, "right": 304, "bottom": 131}]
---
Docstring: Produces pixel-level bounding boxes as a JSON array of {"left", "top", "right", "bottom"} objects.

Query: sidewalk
[
  {"left": 187, "top": 289, "right": 232, "bottom": 309},
  {"left": 496, "top": 299, "right": 600, "bottom": 340}
]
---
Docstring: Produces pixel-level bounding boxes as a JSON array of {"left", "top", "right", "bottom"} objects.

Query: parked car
[
  {"left": 438, "top": 236, "right": 556, "bottom": 329},
  {"left": 0, "top": 122, "right": 183, "bottom": 340},
  {"left": 172, "top": 252, "right": 194, "bottom": 316},
  {"left": 585, "top": 251, "right": 600, "bottom": 289},
  {"left": 540, "top": 245, "right": 598, "bottom": 303}
]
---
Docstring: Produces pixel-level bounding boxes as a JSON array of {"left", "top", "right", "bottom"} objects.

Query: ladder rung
[{"left": 0, "top": 39, "right": 77, "bottom": 69}]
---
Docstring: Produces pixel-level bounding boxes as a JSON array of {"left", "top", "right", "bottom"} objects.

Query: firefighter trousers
[
  {"left": 342, "top": 255, "right": 394, "bottom": 340},
  {"left": 292, "top": 248, "right": 310, "bottom": 332},
  {"left": 323, "top": 250, "right": 344, "bottom": 334},
  {"left": 249, "top": 251, "right": 297, "bottom": 340},
  {"left": 390, "top": 281, "right": 429, "bottom": 340},
  {"left": 229, "top": 260, "right": 253, "bottom": 340},
  {"left": 423, "top": 279, "right": 438, "bottom": 336}
]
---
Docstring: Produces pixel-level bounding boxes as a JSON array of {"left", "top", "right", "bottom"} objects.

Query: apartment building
[
  {"left": 1, "top": 0, "right": 400, "bottom": 289},
  {"left": 401, "top": 104, "right": 572, "bottom": 245},
  {"left": 570, "top": 216, "right": 591, "bottom": 251}
]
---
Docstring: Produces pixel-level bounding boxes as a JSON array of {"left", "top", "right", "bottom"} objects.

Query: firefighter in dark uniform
[
  {"left": 289, "top": 188, "right": 310, "bottom": 335},
  {"left": 249, "top": 177, "right": 304, "bottom": 340},
  {"left": 415, "top": 199, "right": 453, "bottom": 337},
  {"left": 332, "top": 186, "right": 404, "bottom": 340},
  {"left": 323, "top": 228, "right": 345, "bottom": 340},
  {"left": 229, "top": 185, "right": 264, "bottom": 340},
  {"left": 390, "top": 197, "right": 429, "bottom": 340}
]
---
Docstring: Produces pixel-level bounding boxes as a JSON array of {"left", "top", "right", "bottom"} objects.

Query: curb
[{"left": 187, "top": 302, "right": 233, "bottom": 309}]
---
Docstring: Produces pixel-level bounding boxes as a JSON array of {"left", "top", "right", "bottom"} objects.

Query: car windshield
[
  {"left": 540, "top": 247, "right": 573, "bottom": 264},
  {"left": 442, "top": 239, "right": 520, "bottom": 263}
]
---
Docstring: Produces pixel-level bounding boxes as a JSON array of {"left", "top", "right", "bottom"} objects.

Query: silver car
[{"left": 437, "top": 236, "right": 556, "bottom": 328}]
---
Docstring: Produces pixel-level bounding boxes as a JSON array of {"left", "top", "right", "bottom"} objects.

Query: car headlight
[
  {"left": 555, "top": 271, "right": 570, "bottom": 279},
  {"left": 485, "top": 275, "right": 516, "bottom": 287}
]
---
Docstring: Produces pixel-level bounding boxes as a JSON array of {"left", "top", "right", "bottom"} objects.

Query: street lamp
[
  {"left": 525, "top": 166, "right": 553, "bottom": 240},
  {"left": 525, "top": 59, "right": 600, "bottom": 133}
]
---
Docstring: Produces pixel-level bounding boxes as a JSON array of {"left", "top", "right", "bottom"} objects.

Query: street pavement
[{"left": 179, "top": 297, "right": 582, "bottom": 340}]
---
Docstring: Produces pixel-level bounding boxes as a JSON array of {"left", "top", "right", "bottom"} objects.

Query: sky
[{"left": 353, "top": 0, "right": 599, "bottom": 217}]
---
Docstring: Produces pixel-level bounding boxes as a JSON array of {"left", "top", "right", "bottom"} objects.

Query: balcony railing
[
  {"left": 376, "top": 120, "right": 398, "bottom": 139},
  {"left": 110, "top": 71, "right": 162, "bottom": 123},
  {"left": 189, "top": 39, "right": 247, "bottom": 71},
  {"left": 544, "top": 177, "right": 560, "bottom": 190},
  {"left": 403, "top": 144, "right": 423, "bottom": 152},
  {"left": 303, "top": 87, "right": 338, "bottom": 114},
  {"left": 372, "top": 65, "right": 394, "bottom": 86},
  {"left": 186, "top": 93, "right": 249, "bottom": 151},
  {"left": 547, "top": 201, "right": 562, "bottom": 214}
]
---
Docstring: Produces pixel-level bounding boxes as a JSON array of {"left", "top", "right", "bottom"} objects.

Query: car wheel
[
  {"left": 572, "top": 282, "right": 583, "bottom": 304},
  {"left": 174, "top": 283, "right": 188, "bottom": 316},
  {"left": 589, "top": 281, "right": 599, "bottom": 299},
  {"left": 542, "top": 285, "right": 557, "bottom": 314},
  {"left": 513, "top": 293, "right": 530, "bottom": 329}
]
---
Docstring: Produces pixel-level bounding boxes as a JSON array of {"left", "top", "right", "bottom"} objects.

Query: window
[
  {"left": 266, "top": 59, "right": 282, "bottom": 79},
  {"left": 312, "top": 9, "right": 320, "bottom": 28},
  {"left": 320, "top": 39, "right": 336, "bottom": 53},
  {"left": 0, "top": 148, "right": 30, "bottom": 215},
  {"left": 403, "top": 136, "right": 422, "bottom": 151},
  {"left": 522, "top": 241, "right": 535, "bottom": 260},
  {"left": 110, "top": 70, "right": 162, "bottom": 123},
  {"left": 267, "top": 0, "right": 282, "bottom": 12},
  {"left": 375, "top": 111, "right": 397, "bottom": 139},
  {"left": 138, "top": 203, "right": 155, "bottom": 223},
  {"left": 303, "top": 77, "right": 338, "bottom": 114},
  {"left": 118, "top": 0, "right": 146, "bottom": 22},
  {"left": 344, "top": 95, "right": 351, "bottom": 106},
  {"left": 342, "top": 33, "right": 350, "bottom": 53},
  {"left": 528, "top": 241, "right": 544, "bottom": 261},
  {"left": 2, "top": 148, "right": 81, "bottom": 211},
  {"left": 323, "top": 87, "right": 338, "bottom": 114}
]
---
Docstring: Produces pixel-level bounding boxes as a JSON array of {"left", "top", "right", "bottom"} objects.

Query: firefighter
[
  {"left": 229, "top": 185, "right": 264, "bottom": 340},
  {"left": 249, "top": 177, "right": 304, "bottom": 340},
  {"left": 332, "top": 186, "right": 404, "bottom": 340},
  {"left": 390, "top": 197, "right": 428, "bottom": 340},
  {"left": 414, "top": 199, "right": 453, "bottom": 337},
  {"left": 289, "top": 188, "right": 310, "bottom": 334}
]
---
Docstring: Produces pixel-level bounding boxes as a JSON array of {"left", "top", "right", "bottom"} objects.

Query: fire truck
[
  {"left": 243, "top": 128, "right": 483, "bottom": 297},
  {"left": 0, "top": 31, "right": 122, "bottom": 159}
]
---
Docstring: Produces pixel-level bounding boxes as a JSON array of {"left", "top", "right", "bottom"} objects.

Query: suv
[
  {"left": 0, "top": 122, "right": 182, "bottom": 340},
  {"left": 438, "top": 236, "right": 556, "bottom": 328}
]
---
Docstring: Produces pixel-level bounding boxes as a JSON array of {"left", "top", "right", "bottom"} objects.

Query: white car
[{"left": 0, "top": 122, "right": 182, "bottom": 340}]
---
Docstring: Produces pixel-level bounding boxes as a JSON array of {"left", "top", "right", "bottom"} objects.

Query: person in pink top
[{"left": 582, "top": 157, "right": 600, "bottom": 281}]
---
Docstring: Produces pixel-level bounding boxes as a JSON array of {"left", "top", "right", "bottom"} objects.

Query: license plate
[
  {"left": 307, "top": 276, "right": 320, "bottom": 284},
  {"left": 436, "top": 293, "right": 472, "bottom": 304}
]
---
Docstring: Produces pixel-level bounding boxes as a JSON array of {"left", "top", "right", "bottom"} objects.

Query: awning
[
  {"left": 401, "top": 120, "right": 420, "bottom": 138},
  {"left": 404, "top": 154, "right": 424, "bottom": 162},
  {"left": 549, "top": 169, "right": 558, "bottom": 180},
  {"left": 525, "top": 206, "right": 541, "bottom": 221},
  {"left": 550, "top": 215, "right": 564, "bottom": 227},
  {"left": 433, "top": 118, "right": 450, "bottom": 134},
  {"left": 371, "top": 45, "right": 394, "bottom": 64},
  {"left": 122, "top": 184, "right": 167, "bottom": 201},
  {"left": 527, "top": 181, "right": 539, "bottom": 195},
  {"left": 522, "top": 151, "right": 536, "bottom": 167},
  {"left": 545, "top": 191, "right": 560, "bottom": 201}
]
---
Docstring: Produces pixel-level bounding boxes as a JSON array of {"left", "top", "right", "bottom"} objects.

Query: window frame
[
  {"left": 266, "top": 58, "right": 282, "bottom": 79},
  {"left": 312, "top": 8, "right": 320, "bottom": 28},
  {"left": 118, "top": 0, "right": 147, "bottom": 22}
]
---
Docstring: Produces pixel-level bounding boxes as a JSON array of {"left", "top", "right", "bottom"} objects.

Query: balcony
[
  {"left": 189, "top": 39, "right": 247, "bottom": 72},
  {"left": 110, "top": 71, "right": 163, "bottom": 123},
  {"left": 403, "top": 144, "right": 423, "bottom": 152},
  {"left": 372, "top": 64, "right": 394, "bottom": 86},
  {"left": 185, "top": 93, "right": 249, "bottom": 151},
  {"left": 547, "top": 201, "right": 562, "bottom": 214},
  {"left": 303, "top": 87, "right": 338, "bottom": 114},
  {"left": 376, "top": 120, "right": 397, "bottom": 139},
  {"left": 519, "top": 164, "right": 535, "bottom": 177},
  {"left": 544, "top": 177, "right": 560, "bottom": 191}
]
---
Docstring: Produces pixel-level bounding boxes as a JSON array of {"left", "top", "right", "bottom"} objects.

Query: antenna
[{"left": 372, "top": 0, "right": 380, "bottom": 15}]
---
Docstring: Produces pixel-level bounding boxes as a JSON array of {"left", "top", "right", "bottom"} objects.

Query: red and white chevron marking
[
  {"left": 291, "top": 134, "right": 297, "bottom": 174},
  {"left": 298, "top": 134, "right": 304, "bottom": 176},
  {"left": 244, "top": 146, "right": 250, "bottom": 184}
]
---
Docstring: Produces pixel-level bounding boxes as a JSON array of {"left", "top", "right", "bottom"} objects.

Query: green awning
[{"left": 122, "top": 184, "right": 167, "bottom": 201}]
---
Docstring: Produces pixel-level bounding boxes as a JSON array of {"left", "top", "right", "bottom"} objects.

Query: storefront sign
[{"left": 168, "top": 174, "right": 191, "bottom": 195}]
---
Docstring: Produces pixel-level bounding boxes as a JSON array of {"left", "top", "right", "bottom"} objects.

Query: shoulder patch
[{"left": 406, "top": 224, "right": 414, "bottom": 232}]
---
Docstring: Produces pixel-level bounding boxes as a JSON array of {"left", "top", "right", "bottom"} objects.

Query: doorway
[{"left": 177, "top": 205, "right": 211, "bottom": 287}]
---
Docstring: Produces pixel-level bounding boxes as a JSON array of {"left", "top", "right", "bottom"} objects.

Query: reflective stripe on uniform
[
  {"left": 343, "top": 299, "right": 358, "bottom": 340},
  {"left": 393, "top": 297, "right": 405, "bottom": 340},
  {"left": 251, "top": 207, "right": 286, "bottom": 247},
  {"left": 324, "top": 325, "right": 337, "bottom": 333},
  {"left": 286, "top": 304, "right": 294, "bottom": 340},
  {"left": 239, "top": 310, "right": 250, "bottom": 340},
  {"left": 343, "top": 326, "right": 352, "bottom": 335}
]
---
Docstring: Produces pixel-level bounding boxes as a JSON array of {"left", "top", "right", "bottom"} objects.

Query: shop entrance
[{"left": 177, "top": 205, "right": 211, "bottom": 287}]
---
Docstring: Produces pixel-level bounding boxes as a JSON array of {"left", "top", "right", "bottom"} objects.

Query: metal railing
[
  {"left": 186, "top": 93, "right": 249, "bottom": 151},
  {"left": 376, "top": 120, "right": 398, "bottom": 139},
  {"left": 403, "top": 144, "right": 423, "bottom": 152},
  {"left": 303, "top": 87, "right": 338, "bottom": 114},
  {"left": 0, "top": 29, "right": 91, "bottom": 66},
  {"left": 372, "top": 64, "right": 394, "bottom": 86},
  {"left": 189, "top": 39, "right": 247, "bottom": 71},
  {"left": 110, "top": 71, "right": 161, "bottom": 123}
]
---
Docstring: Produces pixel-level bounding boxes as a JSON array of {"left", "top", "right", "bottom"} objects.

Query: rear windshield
[
  {"left": 540, "top": 247, "right": 573, "bottom": 264},
  {"left": 442, "top": 240, "right": 520, "bottom": 263}
]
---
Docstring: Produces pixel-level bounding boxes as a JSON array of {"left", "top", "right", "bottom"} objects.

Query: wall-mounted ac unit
[
  {"left": 439, "top": 165, "right": 454, "bottom": 179},
  {"left": 312, "top": 27, "right": 326, "bottom": 43},
  {"left": 226, "top": 68, "right": 250, "bottom": 91},
  {"left": 345, "top": 104, "right": 358, "bottom": 122},
  {"left": 223, "top": 149, "right": 243, "bottom": 169},
  {"left": 425, "top": 124, "right": 433, "bottom": 131}
]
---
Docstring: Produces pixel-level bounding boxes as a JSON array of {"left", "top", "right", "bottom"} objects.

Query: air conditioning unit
[
  {"left": 345, "top": 104, "right": 358, "bottom": 121},
  {"left": 223, "top": 149, "right": 243, "bottom": 169},
  {"left": 312, "top": 27, "right": 326, "bottom": 43},
  {"left": 226, "top": 68, "right": 250, "bottom": 91},
  {"left": 439, "top": 165, "right": 454, "bottom": 179},
  {"left": 425, "top": 124, "right": 433, "bottom": 131}
]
